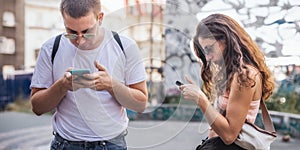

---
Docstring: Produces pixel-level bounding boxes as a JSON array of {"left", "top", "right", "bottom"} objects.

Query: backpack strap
[
  {"left": 51, "top": 31, "right": 125, "bottom": 64},
  {"left": 51, "top": 34, "right": 62, "bottom": 64},
  {"left": 112, "top": 31, "right": 125, "bottom": 57}
]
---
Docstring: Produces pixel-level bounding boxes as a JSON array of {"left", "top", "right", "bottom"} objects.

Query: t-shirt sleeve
[
  {"left": 30, "top": 40, "right": 54, "bottom": 89},
  {"left": 123, "top": 38, "right": 147, "bottom": 85}
]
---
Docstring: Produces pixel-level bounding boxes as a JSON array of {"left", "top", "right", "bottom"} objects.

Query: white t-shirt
[{"left": 30, "top": 28, "right": 147, "bottom": 141}]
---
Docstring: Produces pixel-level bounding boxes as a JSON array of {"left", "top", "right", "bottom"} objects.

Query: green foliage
[
  {"left": 267, "top": 73, "right": 300, "bottom": 114},
  {"left": 267, "top": 91, "right": 300, "bottom": 114}
]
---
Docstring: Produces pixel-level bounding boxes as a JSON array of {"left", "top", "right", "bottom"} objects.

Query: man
[{"left": 30, "top": 0, "right": 148, "bottom": 149}]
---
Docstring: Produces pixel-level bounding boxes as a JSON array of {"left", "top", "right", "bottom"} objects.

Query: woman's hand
[{"left": 179, "top": 76, "right": 207, "bottom": 104}]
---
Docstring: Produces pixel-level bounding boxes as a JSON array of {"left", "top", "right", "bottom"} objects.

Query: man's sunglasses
[{"left": 64, "top": 33, "right": 96, "bottom": 40}]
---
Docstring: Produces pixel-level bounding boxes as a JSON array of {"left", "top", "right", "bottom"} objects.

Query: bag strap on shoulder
[
  {"left": 260, "top": 100, "right": 276, "bottom": 133},
  {"left": 253, "top": 72, "right": 276, "bottom": 134},
  {"left": 51, "top": 31, "right": 125, "bottom": 64}
]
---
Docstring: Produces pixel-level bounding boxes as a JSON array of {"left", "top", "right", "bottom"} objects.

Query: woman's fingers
[{"left": 185, "top": 75, "right": 196, "bottom": 85}]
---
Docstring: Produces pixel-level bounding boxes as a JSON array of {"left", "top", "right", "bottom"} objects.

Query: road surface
[{"left": 0, "top": 112, "right": 299, "bottom": 150}]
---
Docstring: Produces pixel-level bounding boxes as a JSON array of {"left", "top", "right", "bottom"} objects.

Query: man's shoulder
[
  {"left": 104, "top": 28, "right": 136, "bottom": 45},
  {"left": 117, "top": 33, "right": 136, "bottom": 45},
  {"left": 42, "top": 35, "right": 60, "bottom": 50}
]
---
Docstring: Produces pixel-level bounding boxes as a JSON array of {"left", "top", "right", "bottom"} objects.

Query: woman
[{"left": 179, "top": 13, "right": 275, "bottom": 149}]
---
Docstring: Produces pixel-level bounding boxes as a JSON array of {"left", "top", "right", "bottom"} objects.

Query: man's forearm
[
  {"left": 109, "top": 79, "right": 148, "bottom": 113},
  {"left": 31, "top": 78, "right": 68, "bottom": 115}
]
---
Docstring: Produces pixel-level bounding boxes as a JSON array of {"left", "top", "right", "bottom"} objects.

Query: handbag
[
  {"left": 234, "top": 100, "right": 277, "bottom": 150},
  {"left": 196, "top": 137, "right": 245, "bottom": 150}
]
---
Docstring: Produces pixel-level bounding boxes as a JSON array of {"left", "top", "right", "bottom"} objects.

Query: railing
[{"left": 270, "top": 110, "right": 300, "bottom": 138}]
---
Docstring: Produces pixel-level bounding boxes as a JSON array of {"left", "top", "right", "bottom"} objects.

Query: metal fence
[
  {"left": 0, "top": 72, "right": 32, "bottom": 110},
  {"left": 127, "top": 105, "right": 300, "bottom": 139}
]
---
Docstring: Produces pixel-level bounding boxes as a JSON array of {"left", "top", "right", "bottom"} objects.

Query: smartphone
[
  {"left": 69, "top": 69, "right": 90, "bottom": 77},
  {"left": 175, "top": 81, "right": 183, "bottom": 86}
]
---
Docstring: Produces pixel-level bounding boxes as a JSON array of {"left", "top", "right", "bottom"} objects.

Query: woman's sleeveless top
[{"left": 215, "top": 95, "right": 260, "bottom": 123}]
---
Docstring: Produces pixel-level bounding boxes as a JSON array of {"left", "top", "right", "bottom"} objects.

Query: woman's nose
[{"left": 206, "top": 54, "right": 212, "bottom": 61}]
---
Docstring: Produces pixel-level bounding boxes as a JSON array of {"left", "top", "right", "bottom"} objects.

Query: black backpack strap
[
  {"left": 51, "top": 34, "right": 62, "bottom": 64},
  {"left": 51, "top": 32, "right": 124, "bottom": 64},
  {"left": 112, "top": 31, "right": 125, "bottom": 57}
]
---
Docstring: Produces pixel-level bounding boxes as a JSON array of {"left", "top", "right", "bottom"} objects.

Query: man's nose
[{"left": 75, "top": 34, "right": 85, "bottom": 44}]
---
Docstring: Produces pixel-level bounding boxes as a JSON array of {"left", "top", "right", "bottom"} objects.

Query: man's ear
[{"left": 97, "top": 12, "right": 104, "bottom": 21}]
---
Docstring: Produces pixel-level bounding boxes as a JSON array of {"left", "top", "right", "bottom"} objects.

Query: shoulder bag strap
[{"left": 260, "top": 100, "right": 276, "bottom": 133}]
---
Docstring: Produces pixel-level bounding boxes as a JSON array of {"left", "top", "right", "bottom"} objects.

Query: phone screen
[
  {"left": 175, "top": 81, "right": 183, "bottom": 86},
  {"left": 69, "top": 69, "right": 90, "bottom": 76}
]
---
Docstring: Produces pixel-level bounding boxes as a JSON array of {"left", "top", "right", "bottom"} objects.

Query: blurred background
[{"left": 1, "top": 0, "right": 300, "bottom": 149}]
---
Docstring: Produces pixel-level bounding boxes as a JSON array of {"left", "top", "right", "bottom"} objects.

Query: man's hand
[
  {"left": 62, "top": 68, "right": 92, "bottom": 91},
  {"left": 81, "top": 61, "right": 112, "bottom": 91}
]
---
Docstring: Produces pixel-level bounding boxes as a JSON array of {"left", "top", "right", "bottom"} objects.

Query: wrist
[
  {"left": 107, "top": 78, "right": 115, "bottom": 94},
  {"left": 194, "top": 96, "right": 200, "bottom": 104},
  {"left": 58, "top": 77, "right": 69, "bottom": 92},
  {"left": 196, "top": 95, "right": 209, "bottom": 107}
]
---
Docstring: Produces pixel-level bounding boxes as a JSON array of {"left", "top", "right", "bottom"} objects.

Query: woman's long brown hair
[{"left": 193, "top": 14, "right": 274, "bottom": 101}]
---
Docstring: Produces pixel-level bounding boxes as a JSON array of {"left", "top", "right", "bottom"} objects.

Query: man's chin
[
  {"left": 77, "top": 41, "right": 98, "bottom": 50},
  {"left": 77, "top": 45, "right": 92, "bottom": 50}
]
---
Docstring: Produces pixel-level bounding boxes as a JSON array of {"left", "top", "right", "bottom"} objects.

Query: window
[{"left": 2, "top": 11, "right": 16, "bottom": 27}]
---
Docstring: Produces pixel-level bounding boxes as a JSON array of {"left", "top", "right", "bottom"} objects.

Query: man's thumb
[{"left": 94, "top": 61, "right": 106, "bottom": 71}]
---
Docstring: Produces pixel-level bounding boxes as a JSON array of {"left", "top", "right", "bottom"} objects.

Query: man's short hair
[{"left": 60, "top": 0, "right": 101, "bottom": 18}]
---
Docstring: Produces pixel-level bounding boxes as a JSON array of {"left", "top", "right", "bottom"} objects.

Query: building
[
  {"left": 0, "top": 0, "right": 25, "bottom": 71},
  {"left": 0, "top": 0, "right": 166, "bottom": 106}
]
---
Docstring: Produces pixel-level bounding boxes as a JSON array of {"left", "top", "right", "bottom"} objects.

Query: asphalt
[{"left": 0, "top": 112, "right": 299, "bottom": 150}]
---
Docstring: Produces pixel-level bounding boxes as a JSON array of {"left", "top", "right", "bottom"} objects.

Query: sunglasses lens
[
  {"left": 83, "top": 34, "right": 96, "bottom": 39},
  {"left": 64, "top": 34, "right": 95, "bottom": 39},
  {"left": 64, "top": 34, "right": 77, "bottom": 39}
]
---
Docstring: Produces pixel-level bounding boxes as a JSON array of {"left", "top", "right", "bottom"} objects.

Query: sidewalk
[{"left": 1, "top": 112, "right": 300, "bottom": 150}]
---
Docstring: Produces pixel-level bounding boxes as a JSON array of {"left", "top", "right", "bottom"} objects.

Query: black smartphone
[{"left": 175, "top": 81, "right": 183, "bottom": 86}]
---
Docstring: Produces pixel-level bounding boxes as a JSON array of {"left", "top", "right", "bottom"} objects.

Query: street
[{"left": 0, "top": 112, "right": 300, "bottom": 150}]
